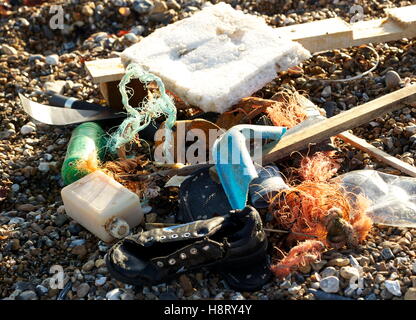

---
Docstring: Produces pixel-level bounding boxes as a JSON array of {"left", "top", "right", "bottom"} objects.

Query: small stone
[
  {"left": 151, "top": 0, "right": 168, "bottom": 14},
  {"left": 35, "top": 285, "right": 48, "bottom": 296},
  {"left": 124, "top": 33, "right": 140, "bottom": 43},
  {"left": 38, "top": 162, "right": 50, "bottom": 173},
  {"left": 381, "top": 248, "right": 395, "bottom": 260},
  {"left": 320, "top": 267, "right": 337, "bottom": 278},
  {"left": 133, "top": 0, "right": 154, "bottom": 14},
  {"left": 230, "top": 292, "right": 245, "bottom": 300},
  {"left": 54, "top": 214, "right": 68, "bottom": 227},
  {"left": 17, "top": 203, "right": 35, "bottom": 212},
  {"left": 18, "top": 290, "right": 38, "bottom": 300},
  {"left": 322, "top": 101, "right": 337, "bottom": 118},
  {"left": 95, "top": 259, "right": 106, "bottom": 269},
  {"left": 95, "top": 276, "right": 107, "bottom": 287},
  {"left": 82, "top": 260, "right": 95, "bottom": 272},
  {"left": 76, "top": 283, "right": 90, "bottom": 298},
  {"left": 11, "top": 184, "right": 20, "bottom": 192},
  {"left": 119, "top": 7, "right": 131, "bottom": 16},
  {"left": 44, "top": 80, "right": 67, "bottom": 94},
  {"left": 319, "top": 276, "right": 339, "bottom": 293},
  {"left": 131, "top": 25, "right": 145, "bottom": 35},
  {"left": 166, "top": 0, "right": 180, "bottom": 10},
  {"left": 405, "top": 288, "right": 416, "bottom": 300},
  {"left": 385, "top": 70, "right": 402, "bottom": 89},
  {"left": 340, "top": 266, "right": 360, "bottom": 280},
  {"left": 82, "top": 5, "right": 94, "bottom": 16},
  {"left": 1, "top": 44, "right": 17, "bottom": 55},
  {"left": 106, "top": 288, "right": 123, "bottom": 300},
  {"left": 280, "top": 280, "right": 291, "bottom": 289},
  {"left": 385, "top": 280, "right": 401, "bottom": 297},
  {"left": 288, "top": 284, "right": 301, "bottom": 295},
  {"left": 72, "top": 245, "right": 88, "bottom": 258},
  {"left": 20, "top": 124, "right": 36, "bottom": 135},
  {"left": 45, "top": 54, "right": 60, "bottom": 66},
  {"left": 9, "top": 239, "right": 20, "bottom": 251},
  {"left": 321, "top": 86, "right": 332, "bottom": 98},
  {"left": 328, "top": 258, "right": 350, "bottom": 267}
]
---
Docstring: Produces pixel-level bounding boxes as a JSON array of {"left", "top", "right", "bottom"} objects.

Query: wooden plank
[
  {"left": 386, "top": 5, "right": 416, "bottom": 27},
  {"left": 351, "top": 19, "right": 415, "bottom": 46},
  {"left": 337, "top": 131, "right": 416, "bottom": 177},
  {"left": 85, "top": 58, "right": 125, "bottom": 83},
  {"left": 276, "top": 17, "right": 353, "bottom": 53},
  {"left": 262, "top": 85, "right": 416, "bottom": 164}
]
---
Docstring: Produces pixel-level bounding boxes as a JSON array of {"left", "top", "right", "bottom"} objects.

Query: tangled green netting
[{"left": 106, "top": 63, "right": 177, "bottom": 162}]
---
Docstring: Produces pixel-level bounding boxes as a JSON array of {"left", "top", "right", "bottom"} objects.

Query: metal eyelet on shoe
[
  {"left": 202, "top": 245, "right": 210, "bottom": 251},
  {"left": 171, "top": 234, "right": 178, "bottom": 239},
  {"left": 180, "top": 253, "right": 187, "bottom": 260},
  {"left": 190, "top": 248, "right": 198, "bottom": 255},
  {"left": 156, "top": 261, "right": 164, "bottom": 268},
  {"left": 183, "top": 233, "right": 191, "bottom": 238},
  {"left": 159, "top": 236, "right": 166, "bottom": 240},
  {"left": 168, "top": 258, "right": 176, "bottom": 265}
]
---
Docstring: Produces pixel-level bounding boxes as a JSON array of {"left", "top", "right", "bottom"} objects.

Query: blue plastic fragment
[{"left": 212, "top": 125, "right": 286, "bottom": 210}]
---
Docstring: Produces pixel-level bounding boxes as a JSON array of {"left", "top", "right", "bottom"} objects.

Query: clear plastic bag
[{"left": 336, "top": 170, "right": 416, "bottom": 228}]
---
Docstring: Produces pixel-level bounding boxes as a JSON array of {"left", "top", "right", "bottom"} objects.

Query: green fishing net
[{"left": 106, "top": 63, "right": 177, "bottom": 162}]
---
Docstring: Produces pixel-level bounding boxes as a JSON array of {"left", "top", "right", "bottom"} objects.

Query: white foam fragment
[{"left": 121, "top": 2, "right": 311, "bottom": 113}]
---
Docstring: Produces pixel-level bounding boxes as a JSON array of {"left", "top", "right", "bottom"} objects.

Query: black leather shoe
[{"left": 106, "top": 206, "right": 271, "bottom": 291}]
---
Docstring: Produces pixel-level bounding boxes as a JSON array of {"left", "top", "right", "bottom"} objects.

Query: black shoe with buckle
[{"left": 105, "top": 206, "right": 271, "bottom": 291}]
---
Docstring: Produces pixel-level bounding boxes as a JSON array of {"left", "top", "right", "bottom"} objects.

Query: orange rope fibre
[
  {"left": 269, "top": 181, "right": 372, "bottom": 247},
  {"left": 271, "top": 240, "right": 325, "bottom": 279},
  {"left": 265, "top": 92, "right": 308, "bottom": 128},
  {"left": 298, "top": 151, "right": 341, "bottom": 182}
]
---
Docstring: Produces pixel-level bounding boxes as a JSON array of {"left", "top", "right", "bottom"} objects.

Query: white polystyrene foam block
[{"left": 121, "top": 2, "right": 311, "bottom": 113}]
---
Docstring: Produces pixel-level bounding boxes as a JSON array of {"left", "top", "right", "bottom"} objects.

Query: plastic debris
[
  {"left": 61, "top": 122, "right": 107, "bottom": 186},
  {"left": 121, "top": 3, "right": 310, "bottom": 113},
  {"left": 336, "top": 169, "right": 416, "bottom": 228},
  {"left": 61, "top": 170, "right": 144, "bottom": 242},
  {"left": 213, "top": 124, "right": 286, "bottom": 209},
  {"left": 106, "top": 63, "right": 177, "bottom": 162}
]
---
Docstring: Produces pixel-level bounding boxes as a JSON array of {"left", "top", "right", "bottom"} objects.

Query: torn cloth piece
[
  {"left": 106, "top": 63, "right": 176, "bottom": 161},
  {"left": 213, "top": 125, "right": 287, "bottom": 210},
  {"left": 121, "top": 2, "right": 310, "bottom": 113}
]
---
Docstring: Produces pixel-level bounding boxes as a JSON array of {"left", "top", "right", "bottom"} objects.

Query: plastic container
[
  {"left": 61, "top": 170, "right": 144, "bottom": 242},
  {"left": 61, "top": 122, "right": 107, "bottom": 185}
]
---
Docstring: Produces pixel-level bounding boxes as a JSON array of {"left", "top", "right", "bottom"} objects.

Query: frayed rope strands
[{"left": 106, "top": 63, "right": 177, "bottom": 162}]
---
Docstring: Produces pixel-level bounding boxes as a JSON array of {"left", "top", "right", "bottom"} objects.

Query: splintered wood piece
[
  {"left": 263, "top": 85, "right": 416, "bottom": 164},
  {"left": 277, "top": 17, "right": 353, "bottom": 53},
  {"left": 351, "top": 18, "right": 416, "bottom": 46},
  {"left": 85, "top": 58, "right": 125, "bottom": 83},
  {"left": 337, "top": 131, "right": 416, "bottom": 177},
  {"left": 386, "top": 5, "right": 416, "bottom": 27}
]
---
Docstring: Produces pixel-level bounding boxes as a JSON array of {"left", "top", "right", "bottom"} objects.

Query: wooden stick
[
  {"left": 337, "top": 131, "right": 416, "bottom": 177},
  {"left": 263, "top": 85, "right": 416, "bottom": 164}
]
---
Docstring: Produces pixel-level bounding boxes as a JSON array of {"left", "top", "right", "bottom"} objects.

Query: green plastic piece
[{"left": 61, "top": 122, "right": 107, "bottom": 185}]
